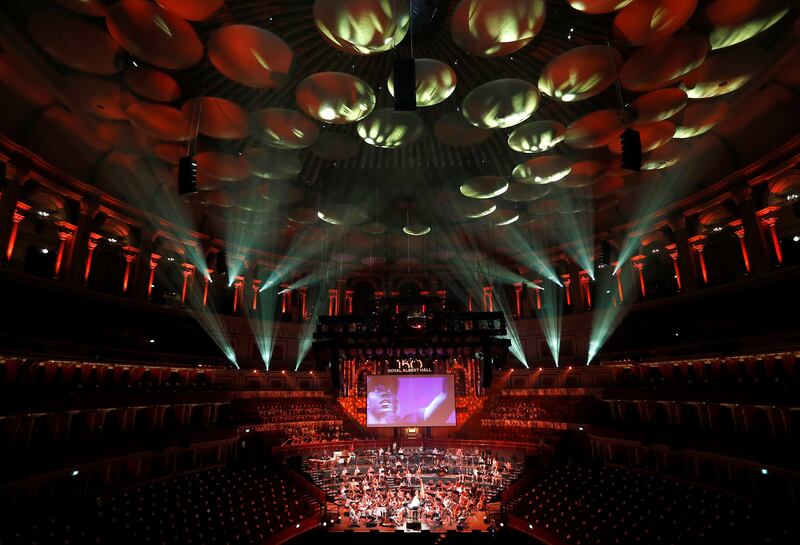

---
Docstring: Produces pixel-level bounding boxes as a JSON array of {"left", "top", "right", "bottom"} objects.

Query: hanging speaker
[
  {"left": 600, "top": 240, "right": 611, "bottom": 267},
  {"left": 620, "top": 128, "right": 642, "bottom": 172},
  {"left": 178, "top": 156, "right": 197, "bottom": 195},
  {"left": 216, "top": 251, "right": 228, "bottom": 276},
  {"left": 393, "top": 58, "right": 416, "bottom": 111}
]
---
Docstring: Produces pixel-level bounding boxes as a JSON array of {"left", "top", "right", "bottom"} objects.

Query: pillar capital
[
  {"left": 87, "top": 232, "right": 103, "bottom": 252},
  {"left": 149, "top": 253, "right": 162, "bottom": 269},
  {"left": 56, "top": 221, "right": 76, "bottom": 241},
  {"left": 688, "top": 235, "right": 706, "bottom": 253},
  {"left": 728, "top": 218, "right": 744, "bottom": 234},
  {"left": 122, "top": 246, "right": 139, "bottom": 263},
  {"left": 664, "top": 243, "right": 678, "bottom": 261},
  {"left": 631, "top": 255, "right": 646, "bottom": 270}
]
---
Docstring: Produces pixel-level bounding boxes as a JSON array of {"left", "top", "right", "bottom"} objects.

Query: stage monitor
[{"left": 366, "top": 374, "right": 456, "bottom": 428}]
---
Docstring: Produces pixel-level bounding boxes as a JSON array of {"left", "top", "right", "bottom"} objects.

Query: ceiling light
[
  {"left": 793, "top": 235, "right": 800, "bottom": 243},
  {"left": 107, "top": 237, "right": 118, "bottom": 243},
  {"left": 41, "top": 248, "right": 49, "bottom": 254}
]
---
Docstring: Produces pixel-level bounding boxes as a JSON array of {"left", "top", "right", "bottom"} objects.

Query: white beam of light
[
  {"left": 587, "top": 265, "right": 638, "bottom": 364},
  {"left": 533, "top": 279, "right": 563, "bottom": 367},
  {"left": 248, "top": 286, "right": 278, "bottom": 370},
  {"left": 295, "top": 284, "right": 332, "bottom": 370},
  {"left": 495, "top": 225, "right": 562, "bottom": 285}
]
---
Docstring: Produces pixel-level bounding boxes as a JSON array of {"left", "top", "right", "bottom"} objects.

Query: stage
[{"left": 325, "top": 501, "right": 501, "bottom": 533}]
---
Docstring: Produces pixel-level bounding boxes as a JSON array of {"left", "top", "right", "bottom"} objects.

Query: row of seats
[
  {"left": 607, "top": 352, "right": 798, "bottom": 390},
  {"left": 0, "top": 359, "right": 220, "bottom": 403},
  {"left": 507, "top": 463, "right": 794, "bottom": 545},
  {"left": 1, "top": 464, "right": 320, "bottom": 545},
  {"left": 481, "top": 396, "right": 605, "bottom": 425}
]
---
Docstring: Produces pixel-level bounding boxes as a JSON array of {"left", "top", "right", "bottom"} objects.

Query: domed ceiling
[{"left": 0, "top": 0, "right": 798, "bottom": 273}]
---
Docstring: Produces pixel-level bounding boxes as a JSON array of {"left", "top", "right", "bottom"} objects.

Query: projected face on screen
[{"left": 366, "top": 375, "right": 456, "bottom": 427}]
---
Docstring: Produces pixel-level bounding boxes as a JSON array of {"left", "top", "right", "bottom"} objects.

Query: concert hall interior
[{"left": 1, "top": 0, "right": 800, "bottom": 544}]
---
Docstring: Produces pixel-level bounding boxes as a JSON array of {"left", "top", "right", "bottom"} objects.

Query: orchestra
[{"left": 307, "top": 445, "right": 517, "bottom": 530}]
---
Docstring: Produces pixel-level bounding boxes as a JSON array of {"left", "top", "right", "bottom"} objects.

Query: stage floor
[{"left": 326, "top": 501, "right": 500, "bottom": 533}]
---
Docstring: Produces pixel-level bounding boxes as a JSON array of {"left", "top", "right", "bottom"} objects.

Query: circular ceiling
[{"left": 7, "top": 0, "right": 795, "bottom": 272}]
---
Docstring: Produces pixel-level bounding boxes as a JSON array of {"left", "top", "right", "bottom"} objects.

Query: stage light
[
  {"left": 71, "top": 470, "right": 79, "bottom": 477},
  {"left": 245, "top": 428, "right": 250, "bottom": 433},
  {"left": 794, "top": 235, "right": 800, "bottom": 242},
  {"left": 761, "top": 468, "right": 769, "bottom": 475},
  {"left": 149, "top": 339, "right": 155, "bottom": 343},
  {"left": 40, "top": 248, "right": 49, "bottom": 254}
]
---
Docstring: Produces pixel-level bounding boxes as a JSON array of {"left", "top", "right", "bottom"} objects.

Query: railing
[{"left": 272, "top": 437, "right": 553, "bottom": 462}]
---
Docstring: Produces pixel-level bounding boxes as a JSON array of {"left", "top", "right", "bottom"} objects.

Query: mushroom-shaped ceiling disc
[
  {"left": 296, "top": 72, "right": 376, "bottom": 124},
  {"left": 508, "top": 121, "right": 566, "bottom": 153},
  {"left": 460, "top": 176, "right": 509, "bottom": 199},
  {"left": 313, "top": 0, "right": 410, "bottom": 55},
  {"left": 387, "top": 58, "right": 456, "bottom": 107},
  {"left": 451, "top": 0, "right": 546, "bottom": 57},
  {"left": 620, "top": 34, "right": 709, "bottom": 92},
  {"left": 29, "top": 10, "right": 122, "bottom": 74},
  {"left": 538, "top": 46, "right": 622, "bottom": 102},
  {"left": 106, "top": 0, "right": 204, "bottom": 70},
  {"left": 357, "top": 108, "right": 424, "bottom": 148},
  {"left": 249, "top": 108, "right": 320, "bottom": 150},
  {"left": 462, "top": 79, "right": 540, "bottom": 129},
  {"left": 513, "top": 156, "right": 572, "bottom": 184},
  {"left": 209, "top": 25, "right": 293, "bottom": 88}
]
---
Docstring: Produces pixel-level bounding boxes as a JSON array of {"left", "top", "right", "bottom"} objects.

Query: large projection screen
[{"left": 366, "top": 374, "right": 456, "bottom": 428}]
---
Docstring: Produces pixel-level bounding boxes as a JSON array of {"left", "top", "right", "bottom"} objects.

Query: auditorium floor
[{"left": 325, "top": 501, "right": 501, "bottom": 533}]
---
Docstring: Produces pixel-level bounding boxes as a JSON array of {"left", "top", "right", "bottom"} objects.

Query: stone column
[
  {"left": 631, "top": 255, "right": 646, "bottom": 298},
  {"left": 664, "top": 244, "right": 682, "bottom": 292},
  {"left": 121, "top": 246, "right": 140, "bottom": 294},
  {"left": 180, "top": 263, "right": 195, "bottom": 304},
  {"left": 67, "top": 199, "right": 99, "bottom": 284},
  {"left": 54, "top": 222, "right": 76, "bottom": 278},
  {"left": 689, "top": 235, "right": 709, "bottom": 285},
  {"left": 734, "top": 186, "right": 769, "bottom": 274},
  {"left": 757, "top": 208, "right": 783, "bottom": 265},
  {"left": 728, "top": 220, "right": 751, "bottom": 274},
  {"left": 4, "top": 202, "right": 31, "bottom": 263},
  {"left": 0, "top": 161, "right": 29, "bottom": 253},
  {"left": 579, "top": 270, "right": 592, "bottom": 308},
  {"left": 670, "top": 216, "right": 699, "bottom": 292}
]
